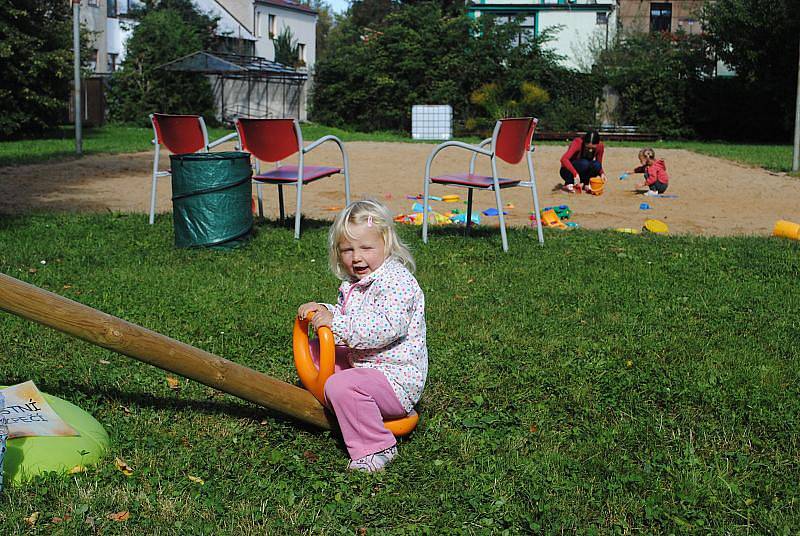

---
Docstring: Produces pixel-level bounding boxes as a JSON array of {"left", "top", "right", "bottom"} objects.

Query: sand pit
[{"left": 1, "top": 141, "right": 798, "bottom": 236}]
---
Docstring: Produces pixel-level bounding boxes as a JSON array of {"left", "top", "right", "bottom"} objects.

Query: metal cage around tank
[{"left": 158, "top": 51, "right": 309, "bottom": 123}]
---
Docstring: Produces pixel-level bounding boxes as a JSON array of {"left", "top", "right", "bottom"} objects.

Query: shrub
[
  {"left": 0, "top": 1, "right": 73, "bottom": 138},
  {"left": 107, "top": 8, "right": 215, "bottom": 125},
  {"left": 596, "top": 32, "right": 712, "bottom": 138}
]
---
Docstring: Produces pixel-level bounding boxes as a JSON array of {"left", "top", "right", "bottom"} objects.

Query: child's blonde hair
[
  {"left": 639, "top": 147, "right": 656, "bottom": 160},
  {"left": 328, "top": 199, "right": 415, "bottom": 280}
]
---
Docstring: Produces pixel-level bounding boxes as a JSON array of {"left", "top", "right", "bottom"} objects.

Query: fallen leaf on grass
[
  {"left": 51, "top": 515, "right": 72, "bottom": 524},
  {"left": 166, "top": 376, "right": 181, "bottom": 390},
  {"left": 114, "top": 457, "right": 134, "bottom": 476},
  {"left": 303, "top": 450, "right": 318, "bottom": 463},
  {"left": 98, "top": 359, "right": 110, "bottom": 365},
  {"left": 188, "top": 475, "right": 205, "bottom": 485},
  {"left": 63, "top": 284, "right": 73, "bottom": 289},
  {"left": 25, "top": 512, "right": 39, "bottom": 526},
  {"left": 358, "top": 528, "right": 368, "bottom": 536},
  {"left": 529, "top": 424, "right": 538, "bottom": 433},
  {"left": 107, "top": 511, "right": 130, "bottom": 522},
  {"left": 68, "top": 465, "right": 86, "bottom": 474},
  {"left": 28, "top": 268, "right": 37, "bottom": 274}
]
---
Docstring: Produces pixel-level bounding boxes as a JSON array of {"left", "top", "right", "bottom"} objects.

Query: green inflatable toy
[{"left": 1, "top": 387, "right": 109, "bottom": 485}]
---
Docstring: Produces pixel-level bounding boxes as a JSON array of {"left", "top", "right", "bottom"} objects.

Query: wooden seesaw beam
[{"left": 0, "top": 272, "right": 333, "bottom": 430}]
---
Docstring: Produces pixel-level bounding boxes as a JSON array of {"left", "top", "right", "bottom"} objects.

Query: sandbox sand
[{"left": 1, "top": 141, "right": 798, "bottom": 236}]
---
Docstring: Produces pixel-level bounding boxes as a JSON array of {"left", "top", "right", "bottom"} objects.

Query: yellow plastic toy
[
  {"left": 614, "top": 228, "right": 641, "bottom": 234},
  {"left": 441, "top": 195, "right": 461, "bottom": 203},
  {"left": 589, "top": 177, "right": 606, "bottom": 196},
  {"left": 643, "top": 219, "right": 669, "bottom": 234},
  {"left": 293, "top": 313, "right": 419, "bottom": 436},
  {"left": 540, "top": 209, "right": 567, "bottom": 229},
  {"left": 773, "top": 220, "right": 800, "bottom": 240}
]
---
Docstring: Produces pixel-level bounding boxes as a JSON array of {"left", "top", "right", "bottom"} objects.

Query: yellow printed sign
[{"left": 1, "top": 381, "right": 78, "bottom": 438}]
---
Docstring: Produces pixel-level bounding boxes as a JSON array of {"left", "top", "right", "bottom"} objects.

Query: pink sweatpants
[{"left": 310, "top": 341, "right": 407, "bottom": 460}]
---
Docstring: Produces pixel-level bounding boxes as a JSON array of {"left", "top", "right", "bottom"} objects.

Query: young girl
[
  {"left": 297, "top": 199, "right": 427, "bottom": 473},
  {"left": 559, "top": 130, "right": 608, "bottom": 193},
  {"left": 628, "top": 147, "right": 669, "bottom": 196}
]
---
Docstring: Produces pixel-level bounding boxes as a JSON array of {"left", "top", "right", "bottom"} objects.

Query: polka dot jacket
[{"left": 322, "top": 257, "right": 427, "bottom": 413}]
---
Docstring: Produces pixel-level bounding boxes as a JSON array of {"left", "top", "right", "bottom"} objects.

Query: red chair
[
  {"left": 234, "top": 118, "right": 351, "bottom": 239},
  {"left": 149, "top": 114, "right": 209, "bottom": 225},
  {"left": 422, "top": 117, "right": 544, "bottom": 252},
  {"left": 149, "top": 113, "right": 239, "bottom": 225}
]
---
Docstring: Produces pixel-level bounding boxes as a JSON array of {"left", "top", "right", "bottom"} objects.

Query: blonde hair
[
  {"left": 328, "top": 199, "right": 415, "bottom": 280},
  {"left": 639, "top": 147, "right": 656, "bottom": 160}
]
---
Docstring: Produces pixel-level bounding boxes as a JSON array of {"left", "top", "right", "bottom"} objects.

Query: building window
[
  {"left": 88, "top": 0, "right": 99, "bottom": 7},
  {"left": 650, "top": 2, "right": 672, "bottom": 33},
  {"left": 107, "top": 53, "right": 118, "bottom": 72},
  {"left": 107, "top": 0, "right": 116, "bottom": 17},
  {"left": 268, "top": 14, "right": 276, "bottom": 39},
  {"left": 298, "top": 43, "right": 306, "bottom": 65},
  {"left": 495, "top": 13, "right": 535, "bottom": 46},
  {"left": 596, "top": 12, "right": 608, "bottom": 25},
  {"left": 255, "top": 12, "right": 261, "bottom": 38},
  {"left": 89, "top": 49, "right": 98, "bottom": 72}
]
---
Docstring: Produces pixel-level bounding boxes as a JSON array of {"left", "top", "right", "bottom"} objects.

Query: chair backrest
[
  {"left": 494, "top": 117, "right": 537, "bottom": 165},
  {"left": 150, "top": 113, "right": 208, "bottom": 154},
  {"left": 235, "top": 118, "right": 300, "bottom": 163}
]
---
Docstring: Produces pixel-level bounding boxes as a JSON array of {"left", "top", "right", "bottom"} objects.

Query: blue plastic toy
[
  {"left": 482, "top": 208, "right": 507, "bottom": 216},
  {"left": 619, "top": 173, "right": 629, "bottom": 180},
  {"left": 450, "top": 213, "right": 480, "bottom": 225},
  {"left": 639, "top": 202, "right": 651, "bottom": 210}
]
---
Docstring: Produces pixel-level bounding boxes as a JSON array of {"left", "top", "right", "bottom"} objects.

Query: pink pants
[{"left": 310, "top": 341, "right": 407, "bottom": 460}]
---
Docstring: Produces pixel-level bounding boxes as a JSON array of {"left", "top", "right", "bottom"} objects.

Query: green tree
[
  {"left": 701, "top": 0, "right": 800, "bottom": 138},
  {"left": 0, "top": 1, "right": 73, "bottom": 138},
  {"left": 274, "top": 27, "right": 301, "bottom": 67},
  {"left": 311, "top": 2, "right": 579, "bottom": 133},
  {"left": 596, "top": 31, "right": 712, "bottom": 138},
  {"left": 107, "top": 7, "right": 216, "bottom": 125}
]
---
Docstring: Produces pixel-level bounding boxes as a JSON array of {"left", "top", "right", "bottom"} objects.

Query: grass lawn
[
  {"left": 1, "top": 124, "right": 797, "bottom": 174},
  {"left": 0, "top": 214, "right": 798, "bottom": 533}
]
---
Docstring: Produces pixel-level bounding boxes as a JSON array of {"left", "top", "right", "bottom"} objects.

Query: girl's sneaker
[
  {"left": 348, "top": 446, "right": 398, "bottom": 473},
  {"left": 643, "top": 190, "right": 658, "bottom": 197},
  {"left": 562, "top": 184, "right": 575, "bottom": 194}
]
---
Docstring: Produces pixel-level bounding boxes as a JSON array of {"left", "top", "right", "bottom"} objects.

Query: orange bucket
[
  {"left": 589, "top": 177, "right": 605, "bottom": 196},
  {"left": 773, "top": 220, "right": 800, "bottom": 240}
]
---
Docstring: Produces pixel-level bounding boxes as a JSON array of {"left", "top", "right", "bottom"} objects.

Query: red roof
[{"left": 258, "top": 0, "right": 317, "bottom": 15}]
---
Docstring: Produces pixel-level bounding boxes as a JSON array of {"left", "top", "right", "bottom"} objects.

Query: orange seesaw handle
[
  {"left": 292, "top": 312, "right": 419, "bottom": 437},
  {"left": 293, "top": 312, "right": 335, "bottom": 404}
]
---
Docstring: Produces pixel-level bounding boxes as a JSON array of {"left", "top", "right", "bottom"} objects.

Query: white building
[
  {"left": 253, "top": 0, "right": 317, "bottom": 71},
  {"left": 467, "top": 0, "right": 618, "bottom": 72},
  {"left": 76, "top": 0, "right": 316, "bottom": 121}
]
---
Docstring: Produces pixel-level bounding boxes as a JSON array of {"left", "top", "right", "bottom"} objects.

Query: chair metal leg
[
  {"left": 257, "top": 183, "right": 264, "bottom": 219},
  {"left": 149, "top": 146, "right": 160, "bottom": 225},
  {"left": 149, "top": 174, "right": 158, "bottom": 225},
  {"left": 278, "top": 185, "right": 285, "bottom": 222},
  {"left": 465, "top": 189, "right": 474, "bottom": 237},
  {"left": 294, "top": 186, "right": 302, "bottom": 239},
  {"left": 491, "top": 159, "right": 509, "bottom": 252},
  {"left": 527, "top": 153, "right": 544, "bottom": 246},
  {"left": 422, "top": 178, "right": 431, "bottom": 244}
]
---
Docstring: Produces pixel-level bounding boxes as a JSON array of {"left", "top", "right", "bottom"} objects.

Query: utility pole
[
  {"left": 793, "top": 36, "right": 800, "bottom": 172},
  {"left": 73, "top": 0, "right": 82, "bottom": 155}
]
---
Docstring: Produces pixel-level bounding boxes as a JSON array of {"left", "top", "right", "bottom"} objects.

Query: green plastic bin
[{"left": 170, "top": 151, "right": 253, "bottom": 249}]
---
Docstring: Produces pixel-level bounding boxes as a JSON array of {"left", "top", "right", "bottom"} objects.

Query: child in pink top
[
  {"left": 627, "top": 147, "right": 669, "bottom": 196},
  {"left": 298, "top": 199, "right": 427, "bottom": 473}
]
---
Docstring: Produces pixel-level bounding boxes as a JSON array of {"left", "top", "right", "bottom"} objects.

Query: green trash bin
[{"left": 170, "top": 151, "right": 253, "bottom": 249}]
